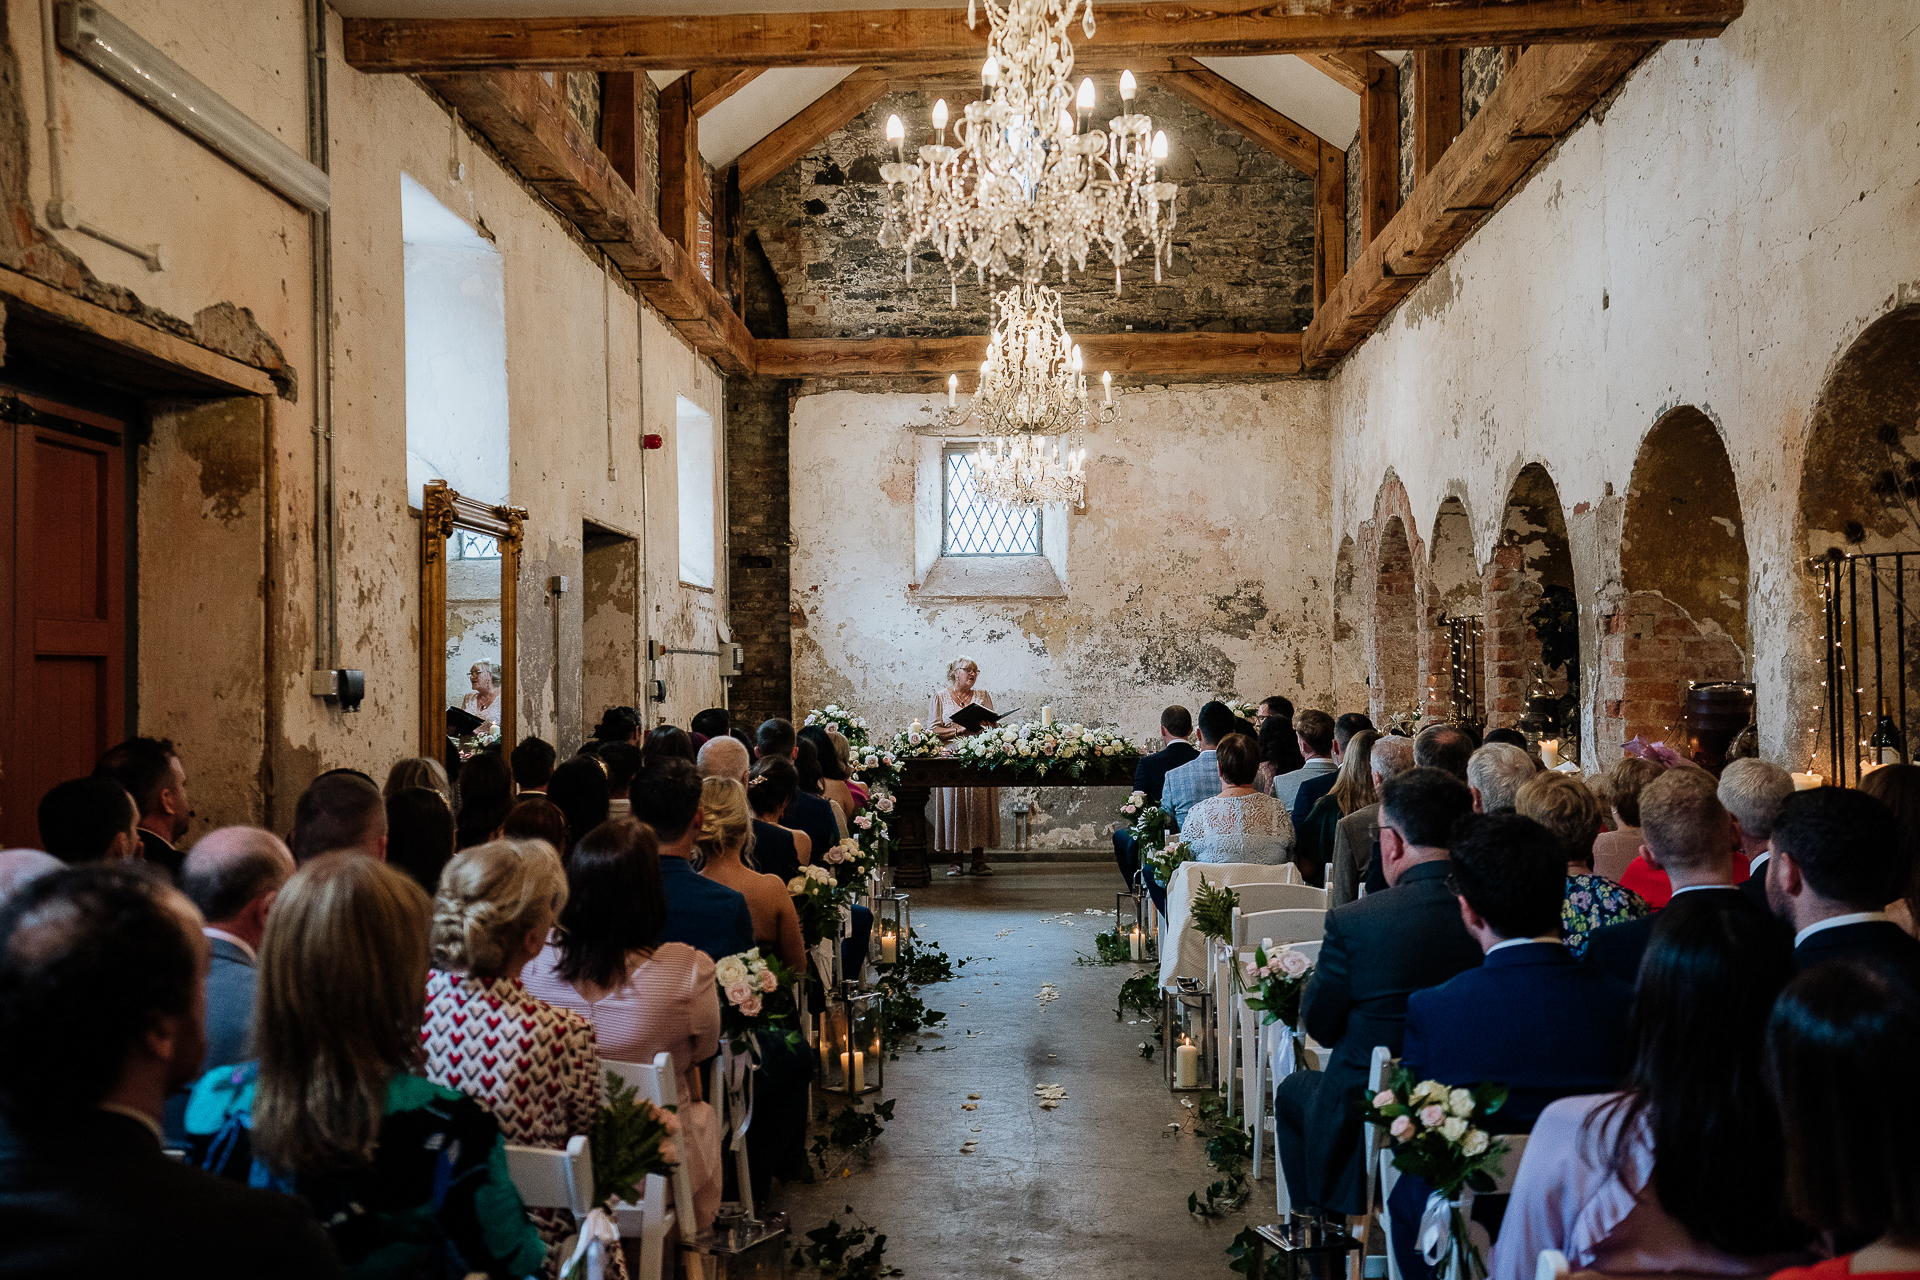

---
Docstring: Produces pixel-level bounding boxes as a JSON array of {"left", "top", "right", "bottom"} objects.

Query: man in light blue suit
[{"left": 163, "top": 827, "right": 293, "bottom": 1143}]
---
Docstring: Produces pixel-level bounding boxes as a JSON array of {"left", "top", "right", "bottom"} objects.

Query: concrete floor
[{"left": 767, "top": 863, "right": 1271, "bottom": 1278}]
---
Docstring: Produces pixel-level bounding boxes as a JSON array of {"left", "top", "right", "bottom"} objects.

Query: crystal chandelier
[
  {"left": 876, "top": 0, "right": 1178, "bottom": 294},
  {"left": 940, "top": 283, "right": 1114, "bottom": 509}
]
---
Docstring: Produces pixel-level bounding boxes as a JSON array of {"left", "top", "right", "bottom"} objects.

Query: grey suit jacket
[
  {"left": 1329, "top": 802, "right": 1378, "bottom": 908},
  {"left": 165, "top": 934, "right": 257, "bottom": 1143}
]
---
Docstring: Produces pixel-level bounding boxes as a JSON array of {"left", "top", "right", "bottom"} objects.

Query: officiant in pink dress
[{"left": 930, "top": 655, "right": 999, "bottom": 878}]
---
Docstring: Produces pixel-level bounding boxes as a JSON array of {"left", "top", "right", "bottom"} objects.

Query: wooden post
[
  {"left": 719, "top": 162, "right": 743, "bottom": 313},
  {"left": 1360, "top": 57, "right": 1399, "bottom": 246},
  {"left": 1314, "top": 141, "right": 1348, "bottom": 310},
  {"left": 1412, "top": 48, "right": 1463, "bottom": 184},
  {"left": 600, "top": 72, "right": 642, "bottom": 194},
  {"left": 658, "top": 74, "right": 700, "bottom": 255}
]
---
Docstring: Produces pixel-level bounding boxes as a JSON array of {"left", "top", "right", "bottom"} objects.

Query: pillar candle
[
  {"left": 1129, "top": 926, "right": 1144, "bottom": 961},
  {"left": 881, "top": 931, "right": 898, "bottom": 964},
  {"left": 841, "top": 1049, "right": 865, "bottom": 1088},
  {"left": 1792, "top": 772, "right": 1825, "bottom": 790},
  {"left": 1041, "top": 705, "right": 1054, "bottom": 727},
  {"left": 1175, "top": 1036, "right": 1200, "bottom": 1089},
  {"left": 818, "top": 1025, "right": 833, "bottom": 1081},
  {"left": 1540, "top": 738, "right": 1561, "bottom": 769}
]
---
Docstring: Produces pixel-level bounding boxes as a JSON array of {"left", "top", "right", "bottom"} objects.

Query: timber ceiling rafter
[{"left": 343, "top": 1, "right": 1742, "bottom": 72}]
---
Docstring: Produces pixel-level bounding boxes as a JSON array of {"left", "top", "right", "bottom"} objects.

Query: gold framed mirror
[{"left": 420, "top": 480, "right": 525, "bottom": 762}]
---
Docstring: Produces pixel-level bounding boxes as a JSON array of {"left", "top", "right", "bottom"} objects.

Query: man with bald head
[
  {"left": 700, "top": 736, "right": 803, "bottom": 883},
  {"left": 697, "top": 735, "right": 751, "bottom": 783},
  {"left": 166, "top": 828, "right": 294, "bottom": 1140}
]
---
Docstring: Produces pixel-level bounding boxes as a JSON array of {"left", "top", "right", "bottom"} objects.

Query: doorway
[
  {"left": 0, "top": 388, "right": 129, "bottom": 847},
  {"left": 582, "top": 523, "right": 640, "bottom": 737}
]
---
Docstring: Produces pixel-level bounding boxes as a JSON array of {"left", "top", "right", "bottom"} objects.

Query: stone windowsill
[{"left": 915, "top": 555, "right": 1065, "bottom": 600}]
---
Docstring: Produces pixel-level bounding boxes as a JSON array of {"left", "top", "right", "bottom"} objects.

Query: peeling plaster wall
[
  {"left": 791, "top": 381, "right": 1332, "bottom": 847},
  {"left": 4, "top": 0, "right": 723, "bottom": 831},
  {"left": 1327, "top": 0, "right": 1920, "bottom": 769}
]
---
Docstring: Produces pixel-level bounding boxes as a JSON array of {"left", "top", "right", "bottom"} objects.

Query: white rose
[
  {"left": 865, "top": 755, "right": 879, "bottom": 768},
  {"left": 715, "top": 958, "right": 749, "bottom": 987},
  {"left": 1447, "top": 1088, "right": 1474, "bottom": 1117},
  {"left": 1279, "top": 949, "right": 1311, "bottom": 978},
  {"left": 1440, "top": 1116, "right": 1468, "bottom": 1143},
  {"left": 787, "top": 875, "right": 810, "bottom": 893},
  {"left": 1415, "top": 1080, "right": 1446, "bottom": 1103},
  {"left": 825, "top": 704, "right": 840, "bottom": 714},
  {"left": 1462, "top": 1128, "right": 1489, "bottom": 1157}
]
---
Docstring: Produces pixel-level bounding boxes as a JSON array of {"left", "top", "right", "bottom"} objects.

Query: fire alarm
[{"left": 643, "top": 433, "right": 664, "bottom": 450}]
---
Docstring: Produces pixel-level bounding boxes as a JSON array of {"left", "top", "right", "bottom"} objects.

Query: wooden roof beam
[
  {"left": 755, "top": 330, "right": 1305, "bottom": 379},
  {"left": 1295, "top": 50, "right": 1398, "bottom": 95},
  {"left": 345, "top": 0, "right": 1742, "bottom": 73},
  {"left": 691, "top": 67, "right": 764, "bottom": 115},
  {"left": 736, "top": 69, "right": 891, "bottom": 192},
  {"left": 1154, "top": 58, "right": 1324, "bottom": 177}
]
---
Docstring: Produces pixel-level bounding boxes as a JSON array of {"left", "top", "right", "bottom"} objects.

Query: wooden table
[{"left": 891, "top": 755, "right": 1139, "bottom": 886}]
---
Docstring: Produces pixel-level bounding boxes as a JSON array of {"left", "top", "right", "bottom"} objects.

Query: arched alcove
[
  {"left": 1372, "top": 516, "right": 1420, "bottom": 726},
  {"left": 1796, "top": 305, "right": 1920, "bottom": 778},
  {"left": 1332, "top": 535, "right": 1369, "bottom": 713},
  {"left": 1485, "top": 464, "right": 1578, "bottom": 735},
  {"left": 1598, "top": 407, "right": 1751, "bottom": 751},
  {"left": 1426, "top": 496, "right": 1484, "bottom": 726}
]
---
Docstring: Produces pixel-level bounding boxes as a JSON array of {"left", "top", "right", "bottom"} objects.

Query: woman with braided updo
[{"left": 421, "top": 838, "right": 615, "bottom": 1278}]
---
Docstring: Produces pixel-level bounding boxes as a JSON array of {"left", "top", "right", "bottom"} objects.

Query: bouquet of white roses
[
  {"left": 1358, "top": 1069, "right": 1511, "bottom": 1280},
  {"left": 1145, "top": 834, "right": 1195, "bottom": 882},
  {"left": 1240, "top": 939, "right": 1314, "bottom": 1025},
  {"left": 821, "top": 835, "right": 880, "bottom": 876},
  {"left": 848, "top": 807, "right": 892, "bottom": 866},
  {"left": 889, "top": 723, "right": 945, "bottom": 760},
  {"left": 788, "top": 864, "right": 848, "bottom": 947},
  {"left": 803, "top": 703, "right": 871, "bottom": 749},
  {"left": 714, "top": 948, "right": 802, "bottom": 1058}
]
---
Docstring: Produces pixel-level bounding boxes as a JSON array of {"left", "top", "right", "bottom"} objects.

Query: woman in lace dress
[
  {"left": 1181, "top": 733, "right": 1296, "bottom": 865},
  {"left": 930, "top": 655, "right": 999, "bottom": 877}
]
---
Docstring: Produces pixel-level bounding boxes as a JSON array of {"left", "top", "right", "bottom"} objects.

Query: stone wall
[{"left": 743, "top": 84, "right": 1317, "bottom": 340}]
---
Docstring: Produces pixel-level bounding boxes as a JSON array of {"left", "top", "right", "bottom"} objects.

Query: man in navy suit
[
  {"left": 165, "top": 827, "right": 294, "bottom": 1143},
  {"left": 1275, "top": 767, "right": 1484, "bottom": 1217},
  {"left": 756, "top": 718, "right": 841, "bottom": 860},
  {"left": 1389, "top": 813, "right": 1635, "bottom": 1280},
  {"left": 1767, "top": 786, "right": 1920, "bottom": 977},
  {"left": 634, "top": 757, "right": 754, "bottom": 962},
  {"left": 1112, "top": 706, "right": 1197, "bottom": 884},
  {"left": 1289, "top": 712, "right": 1375, "bottom": 827}
]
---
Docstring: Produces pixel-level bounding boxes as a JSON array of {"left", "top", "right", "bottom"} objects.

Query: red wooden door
[{"left": 0, "top": 393, "right": 126, "bottom": 849}]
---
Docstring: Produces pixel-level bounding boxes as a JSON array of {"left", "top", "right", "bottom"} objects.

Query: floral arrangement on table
[
  {"left": 789, "top": 864, "right": 854, "bottom": 948},
  {"left": 715, "top": 948, "right": 803, "bottom": 1059},
  {"left": 1145, "top": 834, "right": 1195, "bottom": 883},
  {"left": 1358, "top": 1071, "right": 1512, "bottom": 1280},
  {"left": 948, "top": 721, "right": 1134, "bottom": 779},
  {"left": 802, "top": 703, "right": 905, "bottom": 812},
  {"left": 1226, "top": 700, "right": 1258, "bottom": 722},
  {"left": 566, "top": 1071, "right": 681, "bottom": 1279},
  {"left": 1240, "top": 940, "right": 1314, "bottom": 1024}
]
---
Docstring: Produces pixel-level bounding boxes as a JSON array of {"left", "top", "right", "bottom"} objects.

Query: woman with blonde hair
[
  {"left": 383, "top": 755, "right": 452, "bottom": 806},
  {"left": 697, "top": 777, "right": 805, "bottom": 972},
  {"left": 1517, "top": 771, "right": 1648, "bottom": 957},
  {"left": 929, "top": 654, "right": 999, "bottom": 877},
  {"left": 421, "top": 839, "right": 607, "bottom": 1276},
  {"left": 186, "top": 854, "right": 544, "bottom": 1277}
]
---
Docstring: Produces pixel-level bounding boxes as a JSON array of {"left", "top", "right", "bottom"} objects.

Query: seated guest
[
  {"left": 745, "top": 757, "right": 808, "bottom": 883},
  {"left": 0, "top": 865, "right": 336, "bottom": 1277},
  {"left": 381, "top": 756, "right": 451, "bottom": 807},
  {"left": 383, "top": 786, "right": 454, "bottom": 893},
  {"left": 545, "top": 755, "right": 610, "bottom": 856},
  {"left": 289, "top": 771, "right": 386, "bottom": 864},
  {"left": 1515, "top": 772, "right": 1648, "bottom": 958},
  {"left": 1164, "top": 701, "right": 1240, "bottom": 828},
  {"left": 1330, "top": 735, "right": 1415, "bottom": 907},
  {"left": 826, "top": 730, "right": 869, "bottom": 811},
  {"left": 1767, "top": 960, "right": 1920, "bottom": 1280},
  {"left": 186, "top": 854, "right": 542, "bottom": 1277},
  {"left": 453, "top": 750, "right": 513, "bottom": 850},
  {"left": 94, "top": 736, "right": 192, "bottom": 880},
  {"left": 1584, "top": 767, "right": 1776, "bottom": 984},
  {"left": 642, "top": 725, "right": 696, "bottom": 767},
  {"left": 795, "top": 740, "right": 850, "bottom": 843},
  {"left": 1113, "top": 706, "right": 1198, "bottom": 883},
  {"left": 424, "top": 839, "right": 604, "bottom": 1273},
  {"left": 1290, "top": 712, "right": 1374, "bottom": 825},
  {"left": 166, "top": 828, "right": 295, "bottom": 1142},
  {"left": 1467, "top": 742, "right": 1536, "bottom": 814},
  {"left": 524, "top": 819, "right": 723, "bottom": 1235},
  {"left": 695, "top": 779, "right": 805, "bottom": 973},
  {"left": 691, "top": 707, "right": 731, "bottom": 746},
  {"left": 1489, "top": 898, "right": 1813, "bottom": 1280},
  {"left": 1718, "top": 757, "right": 1795, "bottom": 910},
  {"left": 1181, "top": 733, "right": 1297, "bottom": 868},
  {"left": 1355, "top": 724, "right": 1477, "bottom": 896},
  {"left": 0, "top": 849, "right": 60, "bottom": 904},
  {"left": 800, "top": 725, "right": 858, "bottom": 819},
  {"left": 635, "top": 759, "right": 753, "bottom": 962},
  {"left": 37, "top": 777, "right": 142, "bottom": 865},
  {"left": 1483, "top": 727, "right": 1529, "bottom": 750},
  {"left": 503, "top": 796, "right": 569, "bottom": 852},
  {"left": 1390, "top": 813, "right": 1635, "bottom": 1280},
  {"left": 602, "top": 742, "right": 642, "bottom": 819},
  {"left": 593, "top": 705, "right": 643, "bottom": 746},
  {"left": 510, "top": 735, "right": 556, "bottom": 796},
  {"left": 758, "top": 718, "right": 840, "bottom": 864},
  {"left": 1591, "top": 756, "right": 1665, "bottom": 883},
  {"left": 1296, "top": 729, "right": 1379, "bottom": 889},
  {"left": 1271, "top": 709, "right": 1340, "bottom": 812},
  {"left": 1275, "top": 767, "right": 1483, "bottom": 1217},
  {"left": 1253, "top": 696, "right": 1305, "bottom": 792},
  {"left": 1767, "top": 787, "right": 1920, "bottom": 976},
  {"left": 699, "top": 734, "right": 751, "bottom": 785},
  {"left": 1859, "top": 762, "right": 1920, "bottom": 934}
]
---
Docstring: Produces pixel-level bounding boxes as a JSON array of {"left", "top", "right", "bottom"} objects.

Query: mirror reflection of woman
[
  {"left": 462, "top": 662, "right": 503, "bottom": 744},
  {"left": 930, "top": 656, "right": 998, "bottom": 878}
]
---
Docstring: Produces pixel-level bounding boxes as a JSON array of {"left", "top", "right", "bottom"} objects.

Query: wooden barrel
[{"left": 1686, "top": 682, "right": 1755, "bottom": 776}]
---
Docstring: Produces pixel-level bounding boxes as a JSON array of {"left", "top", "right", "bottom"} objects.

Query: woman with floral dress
[{"left": 1517, "top": 771, "right": 1649, "bottom": 957}]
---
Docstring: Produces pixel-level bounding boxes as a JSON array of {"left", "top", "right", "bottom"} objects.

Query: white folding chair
[
  {"left": 604, "top": 1054, "right": 694, "bottom": 1278},
  {"left": 1212, "top": 888, "right": 1325, "bottom": 1108},
  {"left": 1381, "top": 1135, "right": 1532, "bottom": 1280},
  {"left": 1232, "top": 910, "right": 1325, "bottom": 1171},
  {"left": 503, "top": 1135, "right": 609, "bottom": 1279},
  {"left": 1234, "top": 882, "right": 1328, "bottom": 913},
  {"left": 1351, "top": 1046, "right": 1398, "bottom": 1280}
]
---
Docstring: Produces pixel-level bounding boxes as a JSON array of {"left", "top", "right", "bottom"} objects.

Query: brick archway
[
  {"left": 1487, "top": 464, "right": 1578, "bottom": 732},
  {"left": 1427, "top": 496, "right": 1483, "bottom": 726}
]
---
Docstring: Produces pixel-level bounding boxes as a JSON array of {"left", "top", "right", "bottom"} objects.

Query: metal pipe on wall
[{"left": 306, "top": 0, "right": 338, "bottom": 671}]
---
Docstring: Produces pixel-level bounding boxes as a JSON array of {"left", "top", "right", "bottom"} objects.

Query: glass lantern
[
  {"left": 1162, "top": 977, "right": 1216, "bottom": 1092},
  {"left": 817, "top": 988, "right": 884, "bottom": 1099},
  {"left": 868, "top": 890, "right": 910, "bottom": 968},
  {"left": 1115, "top": 886, "right": 1143, "bottom": 937}
]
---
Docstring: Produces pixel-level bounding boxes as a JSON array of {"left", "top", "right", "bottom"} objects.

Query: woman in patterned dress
[
  {"left": 930, "top": 655, "right": 1000, "bottom": 877},
  {"left": 1516, "top": 771, "right": 1650, "bottom": 957},
  {"left": 421, "top": 838, "right": 615, "bottom": 1279}
]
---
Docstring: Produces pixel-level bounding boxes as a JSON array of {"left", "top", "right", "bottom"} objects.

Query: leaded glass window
[{"left": 943, "top": 447, "right": 1041, "bottom": 556}]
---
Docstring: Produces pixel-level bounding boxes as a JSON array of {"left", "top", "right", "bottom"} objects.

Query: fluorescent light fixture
[{"left": 56, "top": 1, "right": 329, "bottom": 213}]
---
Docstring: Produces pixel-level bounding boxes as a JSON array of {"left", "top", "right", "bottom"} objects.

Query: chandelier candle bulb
[
  {"left": 948, "top": 374, "right": 958, "bottom": 408},
  {"left": 1120, "top": 69, "right": 1136, "bottom": 101},
  {"left": 1102, "top": 370, "right": 1111, "bottom": 402},
  {"left": 1152, "top": 130, "right": 1169, "bottom": 160},
  {"left": 1078, "top": 77, "right": 1095, "bottom": 111},
  {"left": 933, "top": 98, "right": 949, "bottom": 132}
]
